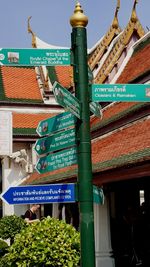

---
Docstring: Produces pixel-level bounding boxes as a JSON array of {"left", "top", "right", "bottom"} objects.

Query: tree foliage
[
  {"left": 0, "top": 215, "right": 26, "bottom": 244},
  {"left": 0, "top": 239, "right": 8, "bottom": 258},
  {"left": 4, "top": 216, "right": 80, "bottom": 267}
]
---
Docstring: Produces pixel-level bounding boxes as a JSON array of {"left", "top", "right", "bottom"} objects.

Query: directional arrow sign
[
  {"left": 89, "top": 102, "right": 102, "bottom": 118},
  {"left": 36, "top": 147, "right": 77, "bottom": 174},
  {"left": 34, "top": 128, "right": 76, "bottom": 156},
  {"left": 36, "top": 111, "right": 76, "bottom": 137},
  {"left": 0, "top": 48, "right": 70, "bottom": 66},
  {"left": 91, "top": 84, "right": 150, "bottom": 102},
  {"left": 52, "top": 81, "right": 81, "bottom": 119},
  {"left": 0, "top": 183, "right": 76, "bottom": 205}
]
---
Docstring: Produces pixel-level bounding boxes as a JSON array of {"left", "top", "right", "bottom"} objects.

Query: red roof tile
[
  {"left": 1, "top": 66, "right": 42, "bottom": 100},
  {"left": 23, "top": 165, "right": 76, "bottom": 185},
  {"left": 117, "top": 43, "right": 150, "bottom": 83},
  {"left": 55, "top": 66, "right": 73, "bottom": 88},
  {"left": 24, "top": 118, "right": 150, "bottom": 185},
  {"left": 13, "top": 113, "right": 58, "bottom": 129},
  {"left": 91, "top": 102, "right": 137, "bottom": 127},
  {"left": 92, "top": 118, "right": 150, "bottom": 163}
]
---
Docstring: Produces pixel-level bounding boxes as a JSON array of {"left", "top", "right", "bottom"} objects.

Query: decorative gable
[
  {"left": 88, "top": 0, "right": 121, "bottom": 72},
  {"left": 94, "top": 0, "right": 145, "bottom": 84}
]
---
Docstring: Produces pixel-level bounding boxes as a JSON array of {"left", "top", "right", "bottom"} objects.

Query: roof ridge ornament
[
  {"left": 112, "top": 0, "right": 120, "bottom": 29},
  {"left": 27, "top": 16, "right": 37, "bottom": 48},
  {"left": 70, "top": 2, "right": 88, "bottom": 28},
  {"left": 131, "top": 0, "right": 138, "bottom": 23}
]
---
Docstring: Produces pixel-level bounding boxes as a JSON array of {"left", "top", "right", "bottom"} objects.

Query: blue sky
[{"left": 0, "top": 0, "right": 149, "bottom": 49}]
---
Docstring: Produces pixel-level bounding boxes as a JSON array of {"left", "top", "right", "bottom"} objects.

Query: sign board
[
  {"left": 91, "top": 84, "right": 150, "bottom": 102},
  {"left": 0, "top": 48, "right": 70, "bottom": 66},
  {"left": 88, "top": 66, "right": 94, "bottom": 84},
  {"left": 0, "top": 111, "right": 12, "bottom": 156},
  {"left": 52, "top": 81, "right": 81, "bottom": 119},
  {"left": 75, "top": 185, "right": 104, "bottom": 204},
  {"left": 36, "top": 111, "right": 76, "bottom": 137},
  {"left": 35, "top": 128, "right": 76, "bottom": 156},
  {"left": 89, "top": 102, "right": 102, "bottom": 118},
  {"left": 93, "top": 186, "right": 104, "bottom": 204},
  {"left": 35, "top": 147, "right": 77, "bottom": 174},
  {"left": 0, "top": 183, "right": 76, "bottom": 205}
]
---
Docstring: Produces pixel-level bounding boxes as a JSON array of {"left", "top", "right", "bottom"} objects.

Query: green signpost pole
[{"left": 70, "top": 3, "right": 95, "bottom": 267}]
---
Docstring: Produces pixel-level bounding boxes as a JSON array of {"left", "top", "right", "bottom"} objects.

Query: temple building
[{"left": 0, "top": 1, "right": 150, "bottom": 266}]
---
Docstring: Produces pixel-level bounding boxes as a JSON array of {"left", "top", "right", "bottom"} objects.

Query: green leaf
[{"left": 4, "top": 217, "right": 80, "bottom": 267}]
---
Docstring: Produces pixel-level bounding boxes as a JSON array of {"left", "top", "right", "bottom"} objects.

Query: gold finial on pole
[
  {"left": 131, "top": 0, "right": 138, "bottom": 22},
  {"left": 112, "top": 0, "right": 120, "bottom": 28},
  {"left": 27, "top": 16, "right": 36, "bottom": 48},
  {"left": 70, "top": 2, "right": 88, "bottom": 28}
]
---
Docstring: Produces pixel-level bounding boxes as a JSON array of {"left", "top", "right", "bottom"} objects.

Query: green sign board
[
  {"left": 75, "top": 185, "right": 104, "bottom": 204},
  {"left": 91, "top": 84, "right": 150, "bottom": 102},
  {"left": 35, "top": 147, "right": 77, "bottom": 174},
  {"left": 52, "top": 81, "right": 81, "bottom": 119},
  {"left": 35, "top": 128, "right": 76, "bottom": 156},
  {"left": 88, "top": 66, "right": 94, "bottom": 84},
  {"left": 0, "top": 48, "right": 70, "bottom": 66},
  {"left": 36, "top": 111, "right": 76, "bottom": 137},
  {"left": 93, "top": 186, "right": 104, "bottom": 204},
  {"left": 89, "top": 102, "right": 102, "bottom": 118}
]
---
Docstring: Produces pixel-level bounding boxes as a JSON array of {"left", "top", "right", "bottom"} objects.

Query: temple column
[
  {"left": 94, "top": 196, "right": 115, "bottom": 267},
  {"left": 2, "top": 157, "right": 14, "bottom": 215},
  {"left": 52, "top": 203, "right": 59, "bottom": 218}
]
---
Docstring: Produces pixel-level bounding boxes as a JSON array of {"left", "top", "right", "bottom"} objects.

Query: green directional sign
[
  {"left": 93, "top": 186, "right": 104, "bottom": 204},
  {"left": 89, "top": 102, "right": 102, "bottom": 118},
  {"left": 0, "top": 48, "right": 70, "bottom": 66},
  {"left": 75, "top": 185, "right": 104, "bottom": 204},
  {"left": 88, "top": 65, "right": 94, "bottom": 84},
  {"left": 35, "top": 128, "right": 76, "bottom": 156},
  {"left": 35, "top": 147, "right": 77, "bottom": 174},
  {"left": 36, "top": 111, "right": 76, "bottom": 137},
  {"left": 52, "top": 81, "right": 81, "bottom": 119},
  {"left": 91, "top": 84, "right": 150, "bottom": 102}
]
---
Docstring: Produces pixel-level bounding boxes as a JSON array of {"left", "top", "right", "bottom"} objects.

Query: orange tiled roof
[
  {"left": 91, "top": 102, "right": 137, "bottom": 127},
  {"left": 23, "top": 117, "right": 150, "bottom": 185},
  {"left": 1, "top": 66, "right": 42, "bottom": 100},
  {"left": 55, "top": 66, "right": 73, "bottom": 88},
  {"left": 92, "top": 118, "right": 150, "bottom": 164},
  {"left": 23, "top": 165, "right": 76, "bottom": 185},
  {"left": 13, "top": 113, "right": 58, "bottom": 129},
  {"left": 12, "top": 103, "right": 136, "bottom": 131},
  {"left": 117, "top": 42, "right": 150, "bottom": 83}
]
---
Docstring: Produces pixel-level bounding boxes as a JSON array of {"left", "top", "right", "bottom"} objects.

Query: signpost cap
[{"left": 70, "top": 2, "right": 88, "bottom": 28}]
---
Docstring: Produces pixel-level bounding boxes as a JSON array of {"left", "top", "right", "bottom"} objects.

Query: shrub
[
  {"left": 6, "top": 216, "right": 80, "bottom": 267},
  {"left": 0, "top": 215, "right": 27, "bottom": 244},
  {"left": 0, "top": 254, "right": 10, "bottom": 267},
  {"left": 0, "top": 239, "right": 8, "bottom": 258}
]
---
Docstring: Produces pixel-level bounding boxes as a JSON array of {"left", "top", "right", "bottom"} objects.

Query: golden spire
[
  {"left": 27, "top": 16, "right": 37, "bottom": 48},
  {"left": 70, "top": 2, "right": 88, "bottom": 28},
  {"left": 112, "top": 0, "right": 120, "bottom": 28},
  {"left": 131, "top": 0, "right": 138, "bottom": 23},
  {"left": 44, "top": 71, "right": 49, "bottom": 89}
]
